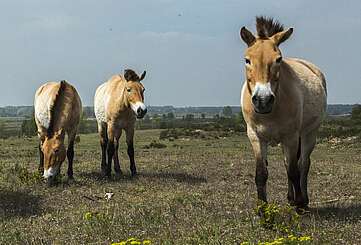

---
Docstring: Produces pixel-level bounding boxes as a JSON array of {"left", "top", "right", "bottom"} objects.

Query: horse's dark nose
[
  {"left": 137, "top": 107, "right": 147, "bottom": 118},
  {"left": 252, "top": 95, "right": 274, "bottom": 114},
  {"left": 46, "top": 176, "right": 55, "bottom": 187}
]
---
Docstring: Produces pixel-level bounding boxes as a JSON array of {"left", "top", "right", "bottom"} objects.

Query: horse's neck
[{"left": 111, "top": 80, "right": 130, "bottom": 113}]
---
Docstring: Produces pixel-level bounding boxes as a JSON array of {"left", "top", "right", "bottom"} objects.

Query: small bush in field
[
  {"left": 241, "top": 202, "right": 312, "bottom": 245},
  {"left": 255, "top": 202, "right": 300, "bottom": 233},
  {"left": 144, "top": 140, "right": 167, "bottom": 149}
]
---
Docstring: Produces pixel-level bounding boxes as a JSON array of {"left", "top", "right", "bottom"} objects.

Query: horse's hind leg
[
  {"left": 299, "top": 130, "right": 317, "bottom": 207},
  {"left": 67, "top": 132, "right": 76, "bottom": 179},
  {"left": 282, "top": 147, "right": 296, "bottom": 205},
  {"left": 283, "top": 135, "right": 303, "bottom": 207},
  {"left": 98, "top": 123, "right": 108, "bottom": 176},
  {"left": 125, "top": 126, "right": 136, "bottom": 177},
  {"left": 113, "top": 129, "right": 122, "bottom": 176}
]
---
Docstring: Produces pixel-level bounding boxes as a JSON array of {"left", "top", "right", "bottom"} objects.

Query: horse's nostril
[
  {"left": 268, "top": 95, "right": 275, "bottom": 104},
  {"left": 252, "top": 96, "right": 258, "bottom": 104},
  {"left": 252, "top": 96, "right": 258, "bottom": 103},
  {"left": 143, "top": 108, "right": 147, "bottom": 115},
  {"left": 137, "top": 108, "right": 142, "bottom": 114}
]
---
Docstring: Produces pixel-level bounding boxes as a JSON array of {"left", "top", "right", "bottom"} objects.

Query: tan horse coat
[
  {"left": 240, "top": 17, "right": 327, "bottom": 208},
  {"left": 34, "top": 81, "right": 82, "bottom": 183},
  {"left": 94, "top": 69, "right": 146, "bottom": 177}
]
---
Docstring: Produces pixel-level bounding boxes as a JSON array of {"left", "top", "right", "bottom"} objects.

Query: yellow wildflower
[{"left": 83, "top": 212, "right": 92, "bottom": 220}]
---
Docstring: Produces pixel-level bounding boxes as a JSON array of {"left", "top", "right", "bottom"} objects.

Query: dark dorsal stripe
[
  {"left": 124, "top": 69, "right": 140, "bottom": 82},
  {"left": 256, "top": 16, "right": 284, "bottom": 38},
  {"left": 47, "top": 80, "right": 67, "bottom": 137}
]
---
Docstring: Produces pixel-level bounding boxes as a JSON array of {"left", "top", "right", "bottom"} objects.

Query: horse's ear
[
  {"left": 124, "top": 69, "right": 134, "bottom": 82},
  {"left": 139, "top": 71, "right": 146, "bottom": 81},
  {"left": 272, "top": 28, "right": 293, "bottom": 46},
  {"left": 240, "top": 27, "right": 256, "bottom": 47}
]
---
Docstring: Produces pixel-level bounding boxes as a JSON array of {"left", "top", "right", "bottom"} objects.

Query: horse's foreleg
[
  {"left": 248, "top": 128, "right": 268, "bottom": 203},
  {"left": 106, "top": 125, "right": 117, "bottom": 178},
  {"left": 283, "top": 135, "right": 302, "bottom": 207},
  {"left": 299, "top": 131, "right": 317, "bottom": 207},
  {"left": 38, "top": 141, "right": 44, "bottom": 174},
  {"left": 125, "top": 126, "right": 136, "bottom": 176},
  {"left": 67, "top": 137, "right": 75, "bottom": 179},
  {"left": 99, "top": 123, "right": 108, "bottom": 175}
]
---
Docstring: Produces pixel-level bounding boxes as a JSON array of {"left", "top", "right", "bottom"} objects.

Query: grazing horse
[
  {"left": 240, "top": 17, "right": 327, "bottom": 208},
  {"left": 34, "top": 81, "right": 82, "bottom": 184},
  {"left": 94, "top": 69, "right": 147, "bottom": 177}
]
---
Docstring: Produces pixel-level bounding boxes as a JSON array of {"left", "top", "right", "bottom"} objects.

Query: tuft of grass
[
  {"left": 255, "top": 202, "right": 301, "bottom": 234},
  {"left": 240, "top": 202, "right": 312, "bottom": 245},
  {"left": 112, "top": 238, "right": 152, "bottom": 245},
  {"left": 241, "top": 234, "right": 312, "bottom": 245}
]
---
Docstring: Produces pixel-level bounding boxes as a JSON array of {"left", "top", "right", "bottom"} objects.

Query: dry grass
[{"left": 0, "top": 130, "right": 361, "bottom": 244}]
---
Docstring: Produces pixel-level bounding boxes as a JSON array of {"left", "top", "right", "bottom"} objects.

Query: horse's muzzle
[
  {"left": 252, "top": 95, "right": 274, "bottom": 114},
  {"left": 46, "top": 175, "right": 56, "bottom": 187},
  {"left": 136, "top": 107, "right": 147, "bottom": 119}
]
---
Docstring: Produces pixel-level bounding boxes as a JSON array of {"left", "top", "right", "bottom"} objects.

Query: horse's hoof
[
  {"left": 101, "top": 172, "right": 111, "bottom": 179},
  {"left": 296, "top": 205, "right": 310, "bottom": 215},
  {"left": 114, "top": 172, "right": 122, "bottom": 180},
  {"left": 288, "top": 200, "right": 297, "bottom": 206},
  {"left": 66, "top": 176, "right": 75, "bottom": 184}
]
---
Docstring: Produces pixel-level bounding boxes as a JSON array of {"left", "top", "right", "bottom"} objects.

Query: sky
[{"left": 0, "top": 0, "right": 360, "bottom": 106}]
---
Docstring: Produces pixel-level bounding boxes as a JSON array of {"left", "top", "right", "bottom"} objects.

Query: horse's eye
[
  {"left": 245, "top": 58, "right": 251, "bottom": 65},
  {"left": 127, "top": 88, "right": 131, "bottom": 92},
  {"left": 54, "top": 148, "right": 59, "bottom": 154},
  {"left": 276, "top": 57, "right": 282, "bottom": 63}
]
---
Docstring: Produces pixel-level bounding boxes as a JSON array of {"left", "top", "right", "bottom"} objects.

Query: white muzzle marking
[
  {"left": 252, "top": 82, "right": 274, "bottom": 99},
  {"left": 130, "top": 102, "right": 146, "bottom": 115},
  {"left": 43, "top": 167, "right": 57, "bottom": 179}
]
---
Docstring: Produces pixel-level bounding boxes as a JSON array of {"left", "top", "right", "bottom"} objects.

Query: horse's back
[
  {"left": 34, "top": 82, "right": 59, "bottom": 129},
  {"left": 285, "top": 58, "right": 327, "bottom": 133},
  {"left": 34, "top": 81, "right": 82, "bottom": 132}
]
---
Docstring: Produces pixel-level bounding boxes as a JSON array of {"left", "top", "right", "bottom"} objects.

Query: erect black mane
[
  {"left": 256, "top": 16, "right": 284, "bottom": 38},
  {"left": 47, "top": 80, "right": 67, "bottom": 137},
  {"left": 124, "top": 69, "right": 140, "bottom": 82}
]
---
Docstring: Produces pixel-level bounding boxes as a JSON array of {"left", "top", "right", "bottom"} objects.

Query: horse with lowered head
[
  {"left": 94, "top": 69, "right": 147, "bottom": 178},
  {"left": 240, "top": 17, "right": 327, "bottom": 209},
  {"left": 34, "top": 81, "right": 82, "bottom": 185}
]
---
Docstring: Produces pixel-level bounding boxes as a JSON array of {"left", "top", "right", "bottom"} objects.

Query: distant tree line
[
  {"left": 0, "top": 105, "right": 359, "bottom": 139},
  {"left": 0, "top": 104, "right": 356, "bottom": 118}
]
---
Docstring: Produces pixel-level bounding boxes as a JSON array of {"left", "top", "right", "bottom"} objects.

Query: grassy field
[{"left": 0, "top": 129, "right": 361, "bottom": 244}]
